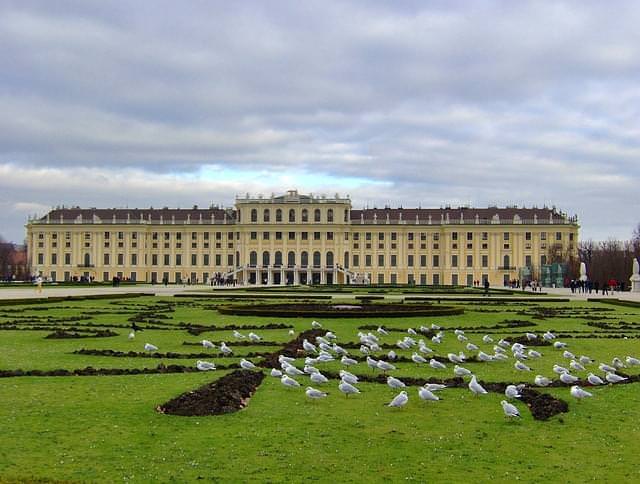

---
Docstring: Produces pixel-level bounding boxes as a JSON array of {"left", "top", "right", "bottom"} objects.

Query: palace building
[{"left": 26, "top": 190, "right": 579, "bottom": 286}]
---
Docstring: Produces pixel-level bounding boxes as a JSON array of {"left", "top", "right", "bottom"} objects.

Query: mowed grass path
[{"left": 0, "top": 296, "right": 639, "bottom": 482}]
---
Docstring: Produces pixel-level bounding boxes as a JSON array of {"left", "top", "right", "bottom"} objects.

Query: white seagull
[
  {"left": 454, "top": 365, "right": 472, "bottom": 377},
  {"left": 570, "top": 385, "right": 593, "bottom": 399},
  {"left": 377, "top": 360, "right": 396, "bottom": 372},
  {"left": 281, "top": 375, "right": 301, "bottom": 387},
  {"left": 196, "top": 360, "right": 216, "bottom": 371},
  {"left": 232, "top": 330, "right": 246, "bottom": 339},
  {"left": 270, "top": 368, "right": 283, "bottom": 377},
  {"left": 201, "top": 339, "right": 215, "bottom": 349},
  {"left": 240, "top": 359, "right": 257, "bottom": 370},
  {"left": 587, "top": 373, "right": 604, "bottom": 385},
  {"left": 605, "top": 372, "right": 627, "bottom": 383},
  {"left": 482, "top": 335, "right": 494, "bottom": 344},
  {"left": 469, "top": 375, "right": 488, "bottom": 396},
  {"left": 128, "top": 331, "right": 135, "bottom": 340},
  {"left": 418, "top": 387, "right": 440, "bottom": 401},
  {"left": 424, "top": 383, "right": 447, "bottom": 392},
  {"left": 430, "top": 359, "right": 447, "bottom": 370},
  {"left": 144, "top": 343, "right": 158, "bottom": 352},
  {"left": 514, "top": 361, "right": 531, "bottom": 372},
  {"left": 339, "top": 370, "right": 358, "bottom": 385},
  {"left": 534, "top": 375, "right": 552, "bottom": 387},
  {"left": 305, "top": 386, "right": 327, "bottom": 399},
  {"left": 387, "top": 376, "right": 406, "bottom": 389},
  {"left": 412, "top": 353, "right": 428, "bottom": 364},
  {"left": 311, "top": 320, "right": 322, "bottom": 329},
  {"left": 388, "top": 391, "right": 409, "bottom": 408},
  {"left": 559, "top": 372, "right": 579, "bottom": 384},
  {"left": 338, "top": 380, "right": 360, "bottom": 397},
  {"left": 501, "top": 400, "right": 521, "bottom": 418},
  {"left": 310, "top": 372, "right": 329, "bottom": 384},
  {"left": 626, "top": 356, "right": 640, "bottom": 366},
  {"left": 219, "top": 342, "right": 232, "bottom": 355},
  {"left": 341, "top": 356, "right": 358, "bottom": 366},
  {"left": 505, "top": 385, "right": 521, "bottom": 399}
]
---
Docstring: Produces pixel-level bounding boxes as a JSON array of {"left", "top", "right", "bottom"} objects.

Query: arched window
[
  {"left": 274, "top": 251, "right": 283, "bottom": 267},
  {"left": 250, "top": 209, "right": 257, "bottom": 223},
  {"left": 301, "top": 209, "right": 308, "bottom": 222},
  {"left": 263, "top": 209, "right": 270, "bottom": 222},
  {"left": 344, "top": 251, "right": 349, "bottom": 269},
  {"left": 503, "top": 255, "right": 510, "bottom": 268},
  {"left": 314, "top": 208, "right": 321, "bottom": 222},
  {"left": 249, "top": 251, "right": 257, "bottom": 266},
  {"left": 313, "top": 251, "right": 321, "bottom": 268},
  {"left": 326, "top": 251, "right": 334, "bottom": 267},
  {"left": 289, "top": 209, "right": 296, "bottom": 223},
  {"left": 276, "top": 209, "right": 282, "bottom": 222},
  {"left": 262, "top": 251, "right": 270, "bottom": 266},
  {"left": 301, "top": 251, "right": 309, "bottom": 267},
  {"left": 287, "top": 251, "right": 296, "bottom": 267},
  {"left": 344, "top": 209, "right": 349, "bottom": 222},
  {"left": 327, "top": 209, "right": 334, "bottom": 223},
  {"left": 84, "top": 253, "right": 91, "bottom": 266}
]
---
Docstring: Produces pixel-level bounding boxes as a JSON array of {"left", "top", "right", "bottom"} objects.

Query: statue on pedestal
[
  {"left": 579, "top": 262, "right": 588, "bottom": 282},
  {"left": 631, "top": 258, "right": 640, "bottom": 293}
]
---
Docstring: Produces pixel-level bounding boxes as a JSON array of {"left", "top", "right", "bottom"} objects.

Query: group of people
[
  {"left": 210, "top": 272, "right": 237, "bottom": 287},
  {"left": 569, "top": 279, "right": 625, "bottom": 294}
]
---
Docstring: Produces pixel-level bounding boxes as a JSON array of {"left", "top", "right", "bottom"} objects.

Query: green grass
[{"left": 0, "top": 295, "right": 639, "bottom": 482}]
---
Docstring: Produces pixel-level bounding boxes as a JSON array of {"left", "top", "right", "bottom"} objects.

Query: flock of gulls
[{"left": 132, "top": 319, "right": 639, "bottom": 419}]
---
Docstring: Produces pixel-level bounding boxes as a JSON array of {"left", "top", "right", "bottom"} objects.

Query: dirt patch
[
  {"left": 157, "top": 369, "right": 265, "bottom": 416},
  {"left": 0, "top": 363, "right": 233, "bottom": 378},
  {"left": 45, "top": 329, "right": 119, "bottom": 339},
  {"left": 518, "top": 388, "right": 569, "bottom": 420}
]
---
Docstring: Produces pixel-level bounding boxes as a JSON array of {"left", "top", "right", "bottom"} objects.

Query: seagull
[
  {"left": 587, "top": 373, "right": 604, "bottom": 385},
  {"left": 366, "top": 356, "right": 379, "bottom": 371},
  {"left": 514, "top": 361, "right": 531, "bottom": 371},
  {"left": 418, "top": 387, "right": 440, "bottom": 401},
  {"left": 377, "top": 326, "right": 389, "bottom": 335},
  {"left": 569, "top": 360, "right": 586, "bottom": 372},
  {"left": 412, "top": 353, "right": 427, "bottom": 364},
  {"left": 431, "top": 335, "right": 442, "bottom": 344},
  {"left": 408, "top": 328, "right": 417, "bottom": 335},
  {"left": 429, "top": 359, "right": 447, "bottom": 370},
  {"left": 279, "top": 355, "right": 295, "bottom": 364},
  {"left": 457, "top": 334, "right": 468, "bottom": 342},
  {"left": 579, "top": 355, "right": 593, "bottom": 365},
  {"left": 232, "top": 330, "right": 246, "bottom": 339},
  {"left": 387, "top": 376, "right": 406, "bottom": 389},
  {"left": 469, "top": 375, "right": 488, "bottom": 396},
  {"left": 559, "top": 372, "right": 579, "bottom": 384},
  {"left": 501, "top": 400, "right": 521, "bottom": 418},
  {"left": 303, "top": 365, "right": 319, "bottom": 374},
  {"left": 387, "top": 350, "right": 397, "bottom": 360},
  {"left": 418, "top": 345, "right": 434, "bottom": 355},
  {"left": 284, "top": 365, "right": 305, "bottom": 377},
  {"left": 388, "top": 391, "right": 409, "bottom": 408},
  {"left": 240, "top": 359, "right": 257, "bottom": 370},
  {"left": 534, "top": 375, "right": 552, "bottom": 387},
  {"left": 553, "top": 341, "right": 568, "bottom": 349},
  {"left": 482, "top": 335, "right": 494, "bottom": 344},
  {"left": 477, "top": 351, "right": 494, "bottom": 362},
  {"left": 219, "top": 342, "right": 233, "bottom": 355},
  {"left": 360, "top": 345, "right": 371, "bottom": 355},
  {"left": 270, "top": 368, "right": 283, "bottom": 377},
  {"left": 525, "top": 332, "right": 537, "bottom": 341},
  {"left": 528, "top": 350, "right": 542, "bottom": 358},
  {"left": 454, "top": 329, "right": 465, "bottom": 336},
  {"left": 288, "top": 329, "right": 295, "bottom": 336},
  {"left": 598, "top": 363, "right": 617, "bottom": 373},
  {"left": 505, "top": 385, "right": 521, "bottom": 399},
  {"left": 466, "top": 342, "right": 479, "bottom": 351},
  {"left": 201, "top": 339, "right": 215, "bottom": 349},
  {"left": 454, "top": 365, "right": 472, "bottom": 377},
  {"left": 543, "top": 331, "right": 556, "bottom": 341},
  {"left": 570, "top": 385, "right": 593, "bottom": 399},
  {"left": 333, "top": 344, "right": 347, "bottom": 356},
  {"left": 447, "top": 353, "right": 464, "bottom": 364},
  {"left": 310, "top": 372, "right": 329, "bottom": 384},
  {"left": 281, "top": 375, "right": 300, "bottom": 387},
  {"left": 377, "top": 360, "right": 396, "bottom": 372},
  {"left": 553, "top": 364, "right": 569, "bottom": 375},
  {"left": 248, "top": 332, "right": 261, "bottom": 342},
  {"left": 196, "top": 360, "right": 216, "bottom": 371},
  {"left": 338, "top": 380, "right": 360, "bottom": 397},
  {"left": 396, "top": 340, "right": 410, "bottom": 350},
  {"left": 431, "top": 323, "right": 441, "bottom": 330},
  {"left": 493, "top": 353, "right": 509, "bottom": 361},
  {"left": 325, "top": 331, "right": 337, "bottom": 340},
  {"left": 302, "top": 339, "right": 317, "bottom": 353},
  {"left": 128, "top": 331, "right": 135, "bottom": 340},
  {"left": 562, "top": 350, "right": 575, "bottom": 360},
  {"left": 305, "top": 386, "right": 327, "bottom": 399},
  {"left": 424, "top": 383, "right": 447, "bottom": 392},
  {"left": 612, "top": 357, "right": 626, "bottom": 369},
  {"left": 339, "top": 370, "right": 358, "bottom": 385},
  {"left": 605, "top": 372, "right": 627, "bottom": 383},
  {"left": 144, "top": 343, "right": 158, "bottom": 352},
  {"left": 341, "top": 356, "right": 358, "bottom": 366},
  {"left": 626, "top": 356, "right": 640, "bottom": 366},
  {"left": 311, "top": 320, "right": 322, "bottom": 329},
  {"left": 498, "top": 339, "right": 510, "bottom": 348}
]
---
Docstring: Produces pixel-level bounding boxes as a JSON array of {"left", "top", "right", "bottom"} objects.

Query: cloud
[{"left": 0, "top": 1, "right": 639, "bottom": 242}]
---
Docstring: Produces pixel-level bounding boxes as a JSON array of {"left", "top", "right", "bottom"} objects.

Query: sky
[{"left": 1, "top": 0, "right": 639, "bottom": 243}]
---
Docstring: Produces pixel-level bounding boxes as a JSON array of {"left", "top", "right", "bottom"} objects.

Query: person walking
[{"left": 483, "top": 278, "right": 490, "bottom": 296}]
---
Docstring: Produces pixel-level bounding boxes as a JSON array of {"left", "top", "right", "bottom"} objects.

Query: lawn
[{"left": 0, "top": 294, "right": 638, "bottom": 482}]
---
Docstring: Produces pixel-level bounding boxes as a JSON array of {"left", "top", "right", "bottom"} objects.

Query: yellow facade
[{"left": 26, "top": 190, "right": 579, "bottom": 286}]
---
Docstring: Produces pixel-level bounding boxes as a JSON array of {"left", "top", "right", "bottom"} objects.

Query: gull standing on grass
[
  {"left": 377, "top": 360, "right": 396, "bottom": 373},
  {"left": 559, "top": 372, "right": 579, "bottom": 384},
  {"left": 587, "top": 373, "right": 604, "bottom": 385},
  {"left": 339, "top": 380, "right": 360, "bottom": 397},
  {"left": 570, "top": 385, "right": 593, "bottom": 400},
  {"left": 424, "top": 383, "right": 447, "bottom": 392},
  {"left": 388, "top": 391, "right": 409, "bottom": 408},
  {"left": 281, "top": 375, "right": 300, "bottom": 388},
  {"left": 201, "top": 339, "right": 215, "bottom": 349},
  {"left": 501, "top": 400, "right": 521, "bottom": 419},
  {"left": 144, "top": 343, "right": 158, "bottom": 352},
  {"left": 232, "top": 330, "right": 245, "bottom": 339},
  {"left": 387, "top": 376, "right": 406, "bottom": 389},
  {"left": 534, "top": 375, "right": 552, "bottom": 387},
  {"left": 454, "top": 365, "right": 472, "bottom": 377},
  {"left": 469, "top": 375, "right": 488, "bottom": 396},
  {"left": 128, "top": 331, "right": 135, "bottom": 340},
  {"left": 305, "top": 387, "right": 328, "bottom": 400},
  {"left": 505, "top": 385, "right": 522, "bottom": 399},
  {"left": 310, "top": 372, "right": 329, "bottom": 384},
  {"left": 605, "top": 372, "right": 628, "bottom": 383},
  {"left": 418, "top": 387, "right": 440, "bottom": 401},
  {"left": 430, "top": 359, "right": 447, "bottom": 370},
  {"left": 240, "top": 359, "right": 257, "bottom": 370},
  {"left": 514, "top": 361, "right": 531, "bottom": 372},
  {"left": 219, "top": 342, "right": 233, "bottom": 355},
  {"left": 341, "top": 356, "right": 358, "bottom": 366},
  {"left": 270, "top": 368, "right": 283, "bottom": 377}
]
